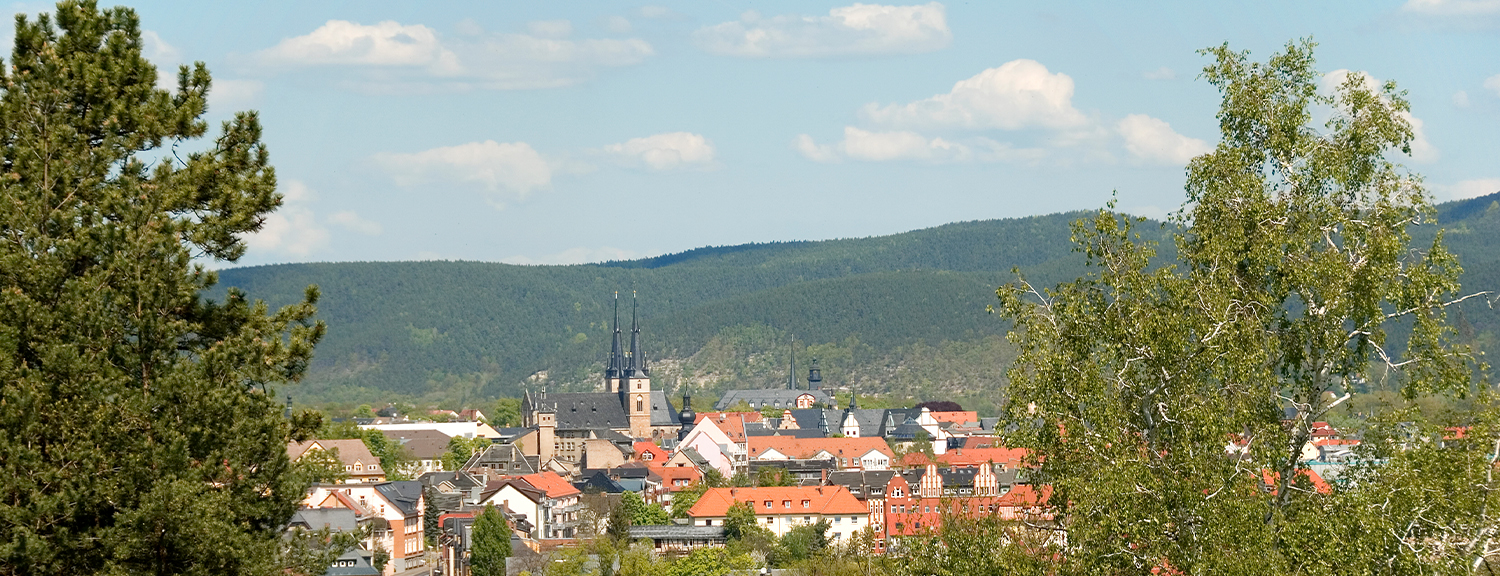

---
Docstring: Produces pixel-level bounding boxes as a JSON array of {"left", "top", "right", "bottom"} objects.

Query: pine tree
[
  {"left": 423, "top": 487, "right": 440, "bottom": 546},
  {"left": 0, "top": 2, "right": 323, "bottom": 574},
  {"left": 470, "top": 504, "right": 510, "bottom": 576}
]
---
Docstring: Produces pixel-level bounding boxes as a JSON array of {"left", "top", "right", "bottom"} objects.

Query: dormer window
[
  {"left": 783, "top": 500, "right": 791, "bottom": 509},
  {"left": 802, "top": 500, "right": 810, "bottom": 508},
  {"left": 765, "top": 500, "right": 773, "bottom": 509}
]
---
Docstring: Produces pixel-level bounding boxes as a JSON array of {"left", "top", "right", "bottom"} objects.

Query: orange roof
[
  {"left": 995, "top": 484, "right": 1051, "bottom": 507},
  {"left": 927, "top": 411, "right": 979, "bottom": 424},
  {"left": 1312, "top": 438, "right": 1359, "bottom": 446},
  {"left": 1259, "top": 469, "right": 1331, "bottom": 495},
  {"left": 520, "top": 472, "right": 581, "bottom": 499},
  {"left": 687, "top": 486, "right": 868, "bottom": 517},
  {"left": 939, "top": 447, "right": 1029, "bottom": 468},
  {"left": 633, "top": 441, "right": 670, "bottom": 463},
  {"left": 748, "top": 436, "right": 894, "bottom": 460},
  {"left": 650, "top": 465, "right": 703, "bottom": 490},
  {"left": 693, "top": 412, "right": 763, "bottom": 443}
]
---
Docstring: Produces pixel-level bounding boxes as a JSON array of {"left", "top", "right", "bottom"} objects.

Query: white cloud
[
  {"left": 796, "top": 127, "right": 978, "bottom": 163},
  {"left": 527, "top": 20, "right": 573, "bottom": 39},
  {"left": 1486, "top": 74, "right": 1500, "bottom": 96},
  {"left": 1143, "top": 66, "right": 1176, "bottom": 80},
  {"left": 1432, "top": 178, "right": 1500, "bottom": 202},
  {"left": 639, "top": 5, "right": 680, "bottom": 19},
  {"left": 693, "top": 2, "right": 950, "bottom": 58},
  {"left": 253, "top": 19, "right": 652, "bottom": 90},
  {"left": 142, "top": 30, "right": 181, "bottom": 65},
  {"left": 1402, "top": 0, "right": 1500, "bottom": 14},
  {"left": 1323, "top": 69, "right": 1439, "bottom": 163},
  {"left": 502, "top": 246, "right": 643, "bottom": 265},
  {"left": 794, "top": 134, "right": 840, "bottom": 163},
  {"left": 328, "top": 211, "right": 383, "bottom": 235},
  {"left": 605, "top": 15, "right": 633, "bottom": 33},
  {"left": 603, "top": 132, "right": 715, "bottom": 170},
  {"left": 1453, "top": 90, "right": 1471, "bottom": 108},
  {"left": 256, "top": 20, "right": 461, "bottom": 71},
  {"left": 208, "top": 79, "right": 265, "bottom": 111},
  {"left": 243, "top": 180, "right": 330, "bottom": 257},
  {"left": 862, "top": 59, "right": 1088, "bottom": 130},
  {"left": 1118, "top": 114, "right": 1212, "bottom": 165},
  {"left": 375, "top": 140, "right": 552, "bottom": 206}
]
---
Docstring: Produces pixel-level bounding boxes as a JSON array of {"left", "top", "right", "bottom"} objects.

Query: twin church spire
[{"left": 606, "top": 291, "right": 648, "bottom": 386}]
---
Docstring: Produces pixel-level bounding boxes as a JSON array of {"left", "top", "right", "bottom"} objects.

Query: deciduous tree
[
  {"left": 997, "top": 38, "right": 1492, "bottom": 574},
  {"left": 471, "top": 504, "right": 510, "bottom": 576}
]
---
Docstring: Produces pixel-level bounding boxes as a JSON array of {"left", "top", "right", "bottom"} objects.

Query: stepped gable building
[
  {"left": 713, "top": 339, "right": 835, "bottom": 411},
  {"left": 522, "top": 294, "right": 683, "bottom": 462}
]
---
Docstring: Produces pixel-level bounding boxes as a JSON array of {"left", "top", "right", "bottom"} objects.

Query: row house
[
  {"left": 881, "top": 464, "right": 1049, "bottom": 540},
  {"left": 303, "top": 481, "right": 426, "bottom": 576},
  {"left": 686, "top": 485, "right": 871, "bottom": 542}
]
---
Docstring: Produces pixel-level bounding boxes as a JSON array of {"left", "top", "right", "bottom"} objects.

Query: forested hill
[{"left": 215, "top": 193, "right": 1500, "bottom": 411}]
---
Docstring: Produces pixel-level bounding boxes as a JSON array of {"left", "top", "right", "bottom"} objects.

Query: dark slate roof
[
  {"left": 747, "top": 426, "right": 827, "bottom": 439},
  {"left": 544, "top": 393, "right": 630, "bottom": 431},
  {"left": 629, "top": 525, "right": 726, "bottom": 540},
  {"left": 574, "top": 470, "right": 627, "bottom": 493},
  {"left": 888, "top": 418, "right": 927, "bottom": 441},
  {"left": 374, "top": 481, "right": 423, "bottom": 517},
  {"left": 979, "top": 417, "right": 1000, "bottom": 433},
  {"left": 827, "top": 470, "right": 897, "bottom": 499},
  {"left": 716, "top": 389, "right": 835, "bottom": 411},
  {"left": 649, "top": 390, "right": 681, "bottom": 427},
  {"left": 287, "top": 508, "right": 359, "bottom": 533},
  {"left": 491, "top": 427, "right": 531, "bottom": 442},
  {"left": 938, "top": 467, "right": 980, "bottom": 488},
  {"left": 420, "top": 470, "right": 484, "bottom": 491},
  {"left": 463, "top": 444, "right": 538, "bottom": 475},
  {"left": 324, "top": 548, "right": 380, "bottom": 576}
]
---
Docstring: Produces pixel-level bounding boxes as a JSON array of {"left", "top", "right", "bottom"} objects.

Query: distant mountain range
[{"left": 215, "top": 192, "right": 1500, "bottom": 412}]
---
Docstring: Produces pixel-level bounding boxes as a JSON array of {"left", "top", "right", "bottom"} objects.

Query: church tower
[
  {"left": 619, "top": 292, "right": 653, "bottom": 439},
  {"left": 605, "top": 293, "right": 623, "bottom": 393}
]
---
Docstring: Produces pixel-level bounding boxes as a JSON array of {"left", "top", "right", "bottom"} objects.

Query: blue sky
[{"left": 30, "top": 0, "right": 1500, "bottom": 265}]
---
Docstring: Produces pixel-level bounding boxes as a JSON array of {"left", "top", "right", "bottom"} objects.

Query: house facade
[{"left": 686, "top": 486, "right": 870, "bottom": 542}]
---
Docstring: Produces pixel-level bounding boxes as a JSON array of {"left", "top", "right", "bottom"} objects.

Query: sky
[{"left": 17, "top": 0, "right": 1500, "bottom": 266}]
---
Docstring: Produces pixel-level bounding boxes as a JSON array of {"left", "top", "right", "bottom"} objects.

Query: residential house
[
  {"left": 628, "top": 525, "right": 727, "bottom": 553},
  {"left": 748, "top": 436, "right": 894, "bottom": 471},
  {"left": 380, "top": 429, "right": 452, "bottom": 476},
  {"left": 303, "top": 481, "right": 426, "bottom": 576},
  {"left": 287, "top": 439, "right": 386, "bottom": 483},
  {"left": 881, "top": 464, "right": 1049, "bottom": 540},
  {"left": 686, "top": 486, "right": 870, "bottom": 542}
]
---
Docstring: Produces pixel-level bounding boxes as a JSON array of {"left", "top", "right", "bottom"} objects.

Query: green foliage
[
  {"left": 605, "top": 499, "right": 633, "bottom": 543},
  {"left": 895, "top": 515, "right": 1053, "bottom": 576},
  {"left": 996, "top": 39, "right": 1493, "bottom": 574},
  {"left": 471, "top": 504, "right": 510, "bottom": 576},
  {"left": 489, "top": 397, "right": 521, "bottom": 427},
  {"left": 722, "top": 501, "right": 761, "bottom": 542},
  {"left": 619, "top": 491, "right": 670, "bottom": 526},
  {"left": 771, "top": 519, "right": 831, "bottom": 567},
  {"left": 279, "top": 526, "right": 368, "bottom": 576},
  {"left": 663, "top": 547, "right": 757, "bottom": 576},
  {"left": 0, "top": 2, "right": 325, "bottom": 574},
  {"left": 294, "top": 446, "right": 348, "bottom": 484},
  {"left": 754, "top": 467, "right": 795, "bottom": 487},
  {"left": 442, "top": 435, "right": 487, "bottom": 471},
  {"left": 423, "top": 488, "right": 440, "bottom": 546}
]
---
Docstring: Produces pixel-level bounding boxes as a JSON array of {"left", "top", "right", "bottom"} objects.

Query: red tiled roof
[
  {"left": 520, "top": 472, "right": 581, "bottom": 499},
  {"left": 687, "top": 486, "right": 868, "bottom": 517},
  {"left": 939, "top": 447, "right": 1029, "bottom": 468},
  {"left": 1259, "top": 469, "right": 1331, "bottom": 495},
  {"left": 650, "top": 465, "right": 703, "bottom": 491},
  {"left": 633, "top": 441, "right": 670, "bottom": 463},
  {"left": 927, "top": 411, "right": 979, "bottom": 424},
  {"left": 287, "top": 439, "right": 383, "bottom": 473},
  {"left": 693, "top": 412, "right": 763, "bottom": 443},
  {"left": 748, "top": 436, "right": 894, "bottom": 460}
]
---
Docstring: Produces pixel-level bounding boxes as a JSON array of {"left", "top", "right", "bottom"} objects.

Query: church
[{"left": 520, "top": 294, "right": 686, "bottom": 465}]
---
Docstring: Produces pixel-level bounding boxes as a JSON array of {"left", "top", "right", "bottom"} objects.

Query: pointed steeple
[
  {"left": 848, "top": 386, "right": 858, "bottom": 410},
  {"left": 627, "top": 291, "right": 645, "bottom": 376},
  {"left": 786, "top": 334, "right": 798, "bottom": 390},
  {"left": 607, "top": 292, "right": 623, "bottom": 379}
]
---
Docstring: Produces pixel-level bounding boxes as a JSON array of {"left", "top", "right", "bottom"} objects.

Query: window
[
  {"left": 890, "top": 505, "right": 896, "bottom": 514},
  {"left": 835, "top": 516, "right": 842, "bottom": 523},
  {"left": 783, "top": 500, "right": 791, "bottom": 509},
  {"left": 924, "top": 506, "right": 929, "bottom": 514},
  {"left": 765, "top": 500, "right": 773, "bottom": 509},
  {"left": 637, "top": 397, "right": 643, "bottom": 411},
  {"left": 802, "top": 500, "right": 810, "bottom": 508}
]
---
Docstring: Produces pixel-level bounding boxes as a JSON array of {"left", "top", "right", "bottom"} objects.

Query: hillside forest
[{"left": 212, "top": 192, "right": 1500, "bottom": 415}]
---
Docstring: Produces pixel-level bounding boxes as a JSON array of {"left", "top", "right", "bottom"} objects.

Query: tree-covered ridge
[{"left": 214, "top": 193, "right": 1500, "bottom": 409}]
